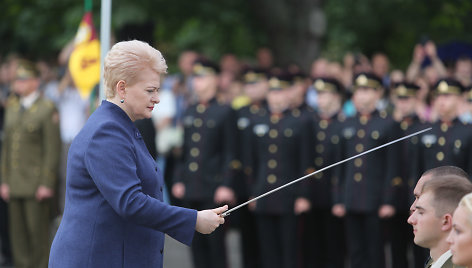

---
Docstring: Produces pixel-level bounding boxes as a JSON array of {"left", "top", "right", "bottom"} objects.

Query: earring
[{"left": 120, "top": 99, "right": 124, "bottom": 103}]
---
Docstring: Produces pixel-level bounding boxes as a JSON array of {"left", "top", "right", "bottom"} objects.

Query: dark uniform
[
  {"left": 1, "top": 60, "right": 61, "bottom": 268},
  {"left": 301, "top": 78, "right": 346, "bottom": 268},
  {"left": 389, "top": 82, "right": 427, "bottom": 268},
  {"left": 413, "top": 79, "right": 472, "bottom": 177},
  {"left": 247, "top": 74, "right": 312, "bottom": 268},
  {"left": 335, "top": 73, "right": 401, "bottom": 268},
  {"left": 234, "top": 68, "right": 269, "bottom": 268},
  {"left": 173, "top": 60, "right": 238, "bottom": 268}
]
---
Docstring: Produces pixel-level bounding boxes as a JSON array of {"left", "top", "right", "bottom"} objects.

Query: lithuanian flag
[{"left": 69, "top": 11, "right": 100, "bottom": 99}]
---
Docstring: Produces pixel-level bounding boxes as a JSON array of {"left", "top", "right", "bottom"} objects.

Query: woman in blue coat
[{"left": 49, "top": 40, "right": 227, "bottom": 268}]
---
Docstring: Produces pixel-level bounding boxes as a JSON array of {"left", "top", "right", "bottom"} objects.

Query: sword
[{"left": 220, "top": 127, "right": 432, "bottom": 217}]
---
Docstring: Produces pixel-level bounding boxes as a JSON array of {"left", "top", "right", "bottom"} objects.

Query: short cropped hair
[
  {"left": 104, "top": 40, "right": 167, "bottom": 99},
  {"left": 458, "top": 192, "right": 472, "bottom": 225},
  {"left": 422, "top": 166, "right": 469, "bottom": 180},
  {"left": 422, "top": 175, "right": 472, "bottom": 217}
]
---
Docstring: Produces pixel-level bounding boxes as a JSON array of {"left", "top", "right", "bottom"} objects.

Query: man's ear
[{"left": 441, "top": 213, "right": 453, "bottom": 231}]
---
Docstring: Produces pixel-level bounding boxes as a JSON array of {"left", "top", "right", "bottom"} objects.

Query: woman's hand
[
  {"left": 195, "top": 205, "right": 228, "bottom": 234},
  {"left": 332, "top": 204, "right": 346, "bottom": 218},
  {"left": 0, "top": 184, "right": 9, "bottom": 201}
]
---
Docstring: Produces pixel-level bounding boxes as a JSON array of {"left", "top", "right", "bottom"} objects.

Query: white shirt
[
  {"left": 20, "top": 90, "right": 40, "bottom": 109},
  {"left": 431, "top": 250, "right": 452, "bottom": 268}
]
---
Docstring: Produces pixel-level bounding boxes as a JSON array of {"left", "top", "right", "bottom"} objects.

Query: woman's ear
[{"left": 116, "top": 80, "right": 126, "bottom": 98}]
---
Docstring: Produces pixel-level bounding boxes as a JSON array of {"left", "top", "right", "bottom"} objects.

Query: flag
[{"left": 69, "top": 12, "right": 100, "bottom": 99}]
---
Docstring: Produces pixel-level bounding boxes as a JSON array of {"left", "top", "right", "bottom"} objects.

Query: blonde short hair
[
  {"left": 104, "top": 40, "right": 167, "bottom": 99},
  {"left": 459, "top": 192, "right": 472, "bottom": 224}
]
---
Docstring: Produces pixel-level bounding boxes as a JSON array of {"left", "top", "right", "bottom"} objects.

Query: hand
[
  {"left": 378, "top": 204, "right": 396, "bottom": 218},
  {"left": 195, "top": 205, "right": 227, "bottom": 234},
  {"left": 424, "top": 41, "right": 437, "bottom": 59},
  {"left": 214, "top": 186, "right": 236, "bottom": 205},
  {"left": 172, "top": 183, "right": 185, "bottom": 199},
  {"left": 332, "top": 204, "right": 346, "bottom": 218},
  {"left": 35, "top": 185, "right": 54, "bottom": 201},
  {"left": 412, "top": 44, "right": 425, "bottom": 64},
  {"left": 0, "top": 184, "right": 9, "bottom": 201},
  {"left": 294, "top": 198, "right": 311, "bottom": 215},
  {"left": 247, "top": 197, "right": 256, "bottom": 211}
]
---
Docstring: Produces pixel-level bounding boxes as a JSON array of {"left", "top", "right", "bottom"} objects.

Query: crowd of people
[{"left": 0, "top": 38, "right": 471, "bottom": 268}]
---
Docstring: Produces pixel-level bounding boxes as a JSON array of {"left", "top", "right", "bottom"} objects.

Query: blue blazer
[{"left": 49, "top": 101, "right": 197, "bottom": 268}]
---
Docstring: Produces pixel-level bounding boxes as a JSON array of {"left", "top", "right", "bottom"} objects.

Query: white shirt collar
[
  {"left": 20, "top": 90, "right": 40, "bottom": 109},
  {"left": 431, "top": 250, "right": 452, "bottom": 268}
]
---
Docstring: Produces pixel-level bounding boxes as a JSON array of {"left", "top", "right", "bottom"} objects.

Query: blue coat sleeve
[{"left": 84, "top": 121, "right": 197, "bottom": 246}]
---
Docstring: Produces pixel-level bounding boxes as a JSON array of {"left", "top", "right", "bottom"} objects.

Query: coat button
[
  {"left": 160, "top": 249, "right": 163, "bottom": 254},
  {"left": 155, "top": 167, "right": 158, "bottom": 172},
  {"left": 160, "top": 186, "right": 163, "bottom": 192}
]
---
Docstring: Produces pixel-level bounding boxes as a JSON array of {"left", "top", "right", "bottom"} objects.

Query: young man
[
  {"left": 172, "top": 58, "right": 237, "bottom": 268},
  {"left": 334, "top": 72, "right": 401, "bottom": 267},
  {"left": 408, "top": 173, "right": 472, "bottom": 268},
  {"left": 409, "top": 166, "right": 470, "bottom": 268}
]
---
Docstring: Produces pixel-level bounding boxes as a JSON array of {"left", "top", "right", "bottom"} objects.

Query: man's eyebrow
[{"left": 415, "top": 205, "right": 425, "bottom": 211}]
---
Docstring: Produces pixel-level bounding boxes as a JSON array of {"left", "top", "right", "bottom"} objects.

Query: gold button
[
  {"left": 269, "top": 144, "right": 278, "bottom": 153},
  {"left": 355, "top": 144, "right": 364, "bottom": 153},
  {"left": 194, "top": 119, "right": 203, "bottom": 127},
  {"left": 455, "top": 140, "right": 462, "bottom": 148},
  {"left": 284, "top": 129, "right": 293, "bottom": 137},
  {"left": 360, "top": 116, "right": 368, "bottom": 125},
  {"left": 354, "top": 158, "right": 363, "bottom": 167},
  {"left": 196, "top": 104, "right": 206, "bottom": 113},
  {"left": 400, "top": 121, "right": 408, "bottom": 130},
  {"left": 292, "top": 109, "right": 301, "bottom": 118},
  {"left": 189, "top": 162, "right": 199, "bottom": 172},
  {"left": 315, "top": 157, "right": 323, "bottom": 167},
  {"left": 267, "top": 175, "right": 277, "bottom": 184},
  {"left": 319, "top": 120, "right": 328, "bottom": 129},
  {"left": 315, "top": 172, "right": 323, "bottom": 179},
  {"left": 331, "top": 135, "right": 339, "bottom": 144},
  {"left": 354, "top": 173, "right": 362, "bottom": 182},
  {"left": 371, "top": 131, "right": 379, "bottom": 140},
  {"left": 250, "top": 105, "right": 259, "bottom": 114},
  {"left": 192, "top": 133, "right": 201, "bottom": 142},
  {"left": 190, "top": 148, "right": 200, "bottom": 157},
  {"left": 392, "top": 177, "right": 403, "bottom": 186},
  {"left": 438, "top": 137, "right": 446, "bottom": 146},
  {"left": 411, "top": 136, "right": 418, "bottom": 144},
  {"left": 270, "top": 116, "right": 279, "bottom": 124},
  {"left": 316, "top": 144, "right": 324, "bottom": 153},
  {"left": 269, "top": 129, "right": 278, "bottom": 138},
  {"left": 357, "top": 129, "right": 365, "bottom": 138},
  {"left": 441, "top": 123, "right": 448, "bottom": 132},
  {"left": 268, "top": 159, "right": 277, "bottom": 169},
  {"left": 317, "top": 131, "right": 326, "bottom": 141},
  {"left": 436, "top": 152, "right": 444, "bottom": 161}
]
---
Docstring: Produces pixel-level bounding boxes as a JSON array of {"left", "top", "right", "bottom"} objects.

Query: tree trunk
[{"left": 252, "top": 0, "right": 325, "bottom": 72}]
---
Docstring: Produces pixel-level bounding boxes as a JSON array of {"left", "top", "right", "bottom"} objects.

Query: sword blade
[{"left": 221, "top": 127, "right": 431, "bottom": 217}]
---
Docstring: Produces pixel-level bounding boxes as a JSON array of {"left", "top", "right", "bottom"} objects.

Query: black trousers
[
  {"left": 256, "top": 214, "right": 297, "bottom": 268},
  {"left": 345, "top": 212, "right": 385, "bottom": 268},
  {"left": 239, "top": 206, "right": 261, "bottom": 268},
  {"left": 301, "top": 208, "right": 346, "bottom": 268},
  {"left": 186, "top": 200, "right": 227, "bottom": 268},
  {"left": 0, "top": 198, "right": 11, "bottom": 262}
]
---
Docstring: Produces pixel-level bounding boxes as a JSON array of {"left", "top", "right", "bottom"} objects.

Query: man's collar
[{"left": 430, "top": 250, "right": 452, "bottom": 268}]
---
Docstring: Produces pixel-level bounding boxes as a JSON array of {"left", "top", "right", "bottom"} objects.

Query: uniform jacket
[
  {"left": 1, "top": 95, "right": 60, "bottom": 197},
  {"left": 335, "top": 110, "right": 401, "bottom": 213},
  {"left": 248, "top": 109, "right": 312, "bottom": 214},
  {"left": 49, "top": 101, "right": 197, "bottom": 268},
  {"left": 413, "top": 118, "right": 472, "bottom": 178},
  {"left": 174, "top": 98, "right": 238, "bottom": 201}
]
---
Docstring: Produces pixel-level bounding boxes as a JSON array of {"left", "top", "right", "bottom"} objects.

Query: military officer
[
  {"left": 413, "top": 78, "right": 472, "bottom": 178},
  {"left": 287, "top": 71, "right": 314, "bottom": 120},
  {"left": 299, "top": 77, "right": 346, "bottom": 268},
  {"left": 0, "top": 59, "right": 61, "bottom": 268},
  {"left": 171, "top": 58, "right": 237, "bottom": 268},
  {"left": 390, "top": 82, "right": 428, "bottom": 268},
  {"left": 234, "top": 67, "right": 269, "bottom": 268},
  {"left": 333, "top": 72, "right": 401, "bottom": 268},
  {"left": 247, "top": 72, "right": 312, "bottom": 268}
]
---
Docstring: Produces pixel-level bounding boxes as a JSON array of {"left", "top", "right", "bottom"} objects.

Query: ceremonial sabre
[{"left": 221, "top": 127, "right": 432, "bottom": 217}]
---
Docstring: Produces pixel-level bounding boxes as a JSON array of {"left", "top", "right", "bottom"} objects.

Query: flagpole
[{"left": 100, "top": 0, "right": 112, "bottom": 100}]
